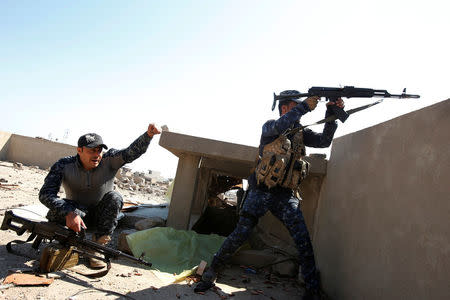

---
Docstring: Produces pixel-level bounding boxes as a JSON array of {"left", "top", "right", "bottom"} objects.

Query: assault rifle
[
  {"left": 273, "top": 86, "right": 420, "bottom": 122},
  {"left": 1, "top": 210, "right": 152, "bottom": 274}
]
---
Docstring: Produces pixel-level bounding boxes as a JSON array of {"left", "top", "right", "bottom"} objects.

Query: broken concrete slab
[{"left": 3, "top": 272, "right": 54, "bottom": 286}]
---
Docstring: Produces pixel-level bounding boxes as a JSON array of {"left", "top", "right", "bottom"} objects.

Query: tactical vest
[{"left": 255, "top": 129, "right": 310, "bottom": 192}]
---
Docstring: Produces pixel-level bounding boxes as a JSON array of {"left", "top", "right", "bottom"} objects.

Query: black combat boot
[
  {"left": 194, "top": 256, "right": 223, "bottom": 293},
  {"left": 194, "top": 267, "right": 216, "bottom": 292}
]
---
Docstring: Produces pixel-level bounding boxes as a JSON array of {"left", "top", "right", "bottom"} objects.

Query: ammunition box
[{"left": 40, "top": 244, "right": 79, "bottom": 273}]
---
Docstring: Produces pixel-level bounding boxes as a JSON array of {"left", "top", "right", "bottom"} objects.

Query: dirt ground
[{"left": 0, "top": 161, "right": 307, "bottom": 300}]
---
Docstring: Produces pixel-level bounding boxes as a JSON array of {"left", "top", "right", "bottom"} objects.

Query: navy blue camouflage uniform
[
  {"left": 209, "top": 101, "right": 337, "bottom": 293},
  {"left": 39, "top": 133, "right": 152, "bottom": 237}
]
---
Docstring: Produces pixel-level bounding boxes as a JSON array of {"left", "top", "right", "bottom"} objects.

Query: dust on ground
[{"left": 0, "top": 161, "right": 306, "bottom": 300}]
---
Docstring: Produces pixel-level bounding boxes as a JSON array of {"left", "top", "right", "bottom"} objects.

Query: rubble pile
[{"left": 114, "top": 167, "right": 171, "bottom": 198}]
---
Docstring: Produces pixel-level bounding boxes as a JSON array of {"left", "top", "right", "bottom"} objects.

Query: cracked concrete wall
[{"left": 314, "top": 99, "right": 450, "bottom": 300}]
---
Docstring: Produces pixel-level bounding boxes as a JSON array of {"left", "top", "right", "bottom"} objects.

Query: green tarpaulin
[{"left": 127, "top": 227, "right": 225, "bottom": 275}]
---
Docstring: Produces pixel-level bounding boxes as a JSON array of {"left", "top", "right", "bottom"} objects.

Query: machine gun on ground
[
  {"left": 273, "top": 86, "right": 420, "bottom": 122},
  {"left": 1, "top": 210, "right": 151, "bottom": 276}
]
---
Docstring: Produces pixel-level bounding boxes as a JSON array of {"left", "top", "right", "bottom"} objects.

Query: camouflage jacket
[{"left": 39, "top": 132, "right": 152, "bottom": 218}]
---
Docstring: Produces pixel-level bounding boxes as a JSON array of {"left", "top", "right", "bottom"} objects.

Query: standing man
[
  {"left": 39, "top": 124, "right": 161, "bottom": 268},
  {"left": 195, "top": 91, "right": 344, "bottom": 300}
]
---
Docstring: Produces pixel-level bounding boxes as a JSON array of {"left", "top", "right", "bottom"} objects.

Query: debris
[
  {"left": 132, "top": 269, "right": 143, "bottom": 276},
  {"left": 196, "top": 260, "right": 207, "bottom": 276},
  {"left": 0, "top": 182, "right": 19, "bottom": 190},
  {"left": 13, "top": 162, "right": 23, "bottom": 169},
  {"left": 3, "top": 272, "right": 54, "bottom": 286},
  {"left": 186, "top": 274, "right": 201, "bottom": 283},
  {"left": 250, "top": 289, "right": 264, "bottom": 295}
]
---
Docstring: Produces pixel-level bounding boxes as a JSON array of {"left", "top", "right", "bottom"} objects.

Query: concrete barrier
[
  {"left": 314, "top": 99, "right": 450, "bottom": 300},
  {"left": 0, "top": 131, "right": 76, "bottom": 169}
]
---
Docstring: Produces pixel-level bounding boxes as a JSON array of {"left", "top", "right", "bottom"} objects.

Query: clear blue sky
[{"left": 1, "top": 0, "right": 449, "bottom": 177}]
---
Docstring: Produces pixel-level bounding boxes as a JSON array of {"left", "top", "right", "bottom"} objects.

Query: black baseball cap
[{"left": 77, "top": 133, "right": 108, "bottom": 149}]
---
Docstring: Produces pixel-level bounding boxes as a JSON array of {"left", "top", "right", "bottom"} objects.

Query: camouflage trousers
[
  {"left": 212, "top": 187, "right": 319, "bottom": 291},
  {"left": 46, "top": 191, "right": 123, "bottom": 237}
]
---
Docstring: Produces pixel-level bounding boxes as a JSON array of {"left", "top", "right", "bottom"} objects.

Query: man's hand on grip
[{"left": 66, "top": 211, "right": 87, "bottom": 232}]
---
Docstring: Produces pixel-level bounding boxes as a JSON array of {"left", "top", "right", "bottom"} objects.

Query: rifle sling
[
  {"left": 70, "top": 260, "right": 112, "bottom": 278},
  {"left": 284, "top": 100, "right": 383, "bottom": 136},
  {"left": 6, "top": 234, "right": 39, "bottom": 259}
]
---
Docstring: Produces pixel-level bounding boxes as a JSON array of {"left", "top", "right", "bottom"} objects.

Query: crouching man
[{"left": 39, "top": 124, "right": 161, "bottom": 268}]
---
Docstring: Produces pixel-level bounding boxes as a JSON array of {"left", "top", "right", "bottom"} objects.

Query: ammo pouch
[
  {"left": 40, "top": 244, "right": 79, "bottom": 273},
  {"left": 282, "top": 158, "right": 310, "bottom": 190},
  {"left": 255, "top": 130, "right": 309, "bottom": 190}
]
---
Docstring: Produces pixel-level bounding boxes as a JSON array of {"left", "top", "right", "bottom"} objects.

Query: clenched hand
[{"left": 147, "top": 123, "right": 161, "bottom": 138}]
